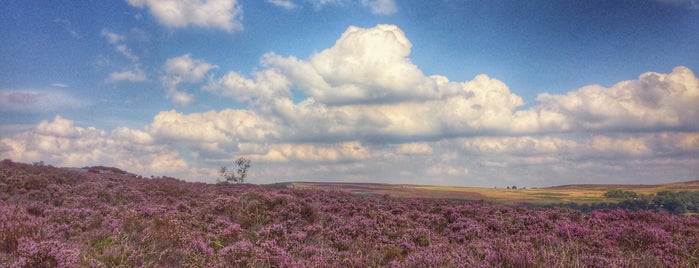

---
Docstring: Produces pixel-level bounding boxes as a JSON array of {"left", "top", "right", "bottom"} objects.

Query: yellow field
[{"left": 290, "top": 180, "right": 699, "bottom": 205}]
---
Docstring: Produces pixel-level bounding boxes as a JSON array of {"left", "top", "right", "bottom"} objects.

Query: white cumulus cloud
[
  {"left": 162, "top": 54, "right": 218, "bottom": 106},
  {"left": 164, "top": 54, "right": 218, "bottom": 83},
  {"left": 514, "top": 66, "right": 699, "bottom": 133},
  {"left": 126, "top": 0, "right": 243, "bottom": 32},
  {"left": 305, "top": 24, "right": 430, "bottom": 104},
  {"left": 0, "top": 116, "right": 194, "bottom": 178}
]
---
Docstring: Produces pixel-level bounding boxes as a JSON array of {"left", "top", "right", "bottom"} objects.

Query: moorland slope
[{"left": 1, "top": 160, "right": 698, "bottom": 267}]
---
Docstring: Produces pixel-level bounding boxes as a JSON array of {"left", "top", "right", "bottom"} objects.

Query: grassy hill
[{"left": 288, "top": 180, "right": 699, "bottom": 205}]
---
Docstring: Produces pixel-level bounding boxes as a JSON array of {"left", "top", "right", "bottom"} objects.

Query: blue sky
[{"left": 1, "top": 0, "right": 698, "bottom": 187}]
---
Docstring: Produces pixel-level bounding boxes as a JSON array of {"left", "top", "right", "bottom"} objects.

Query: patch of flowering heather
[
  {"left": 0, "top": 205, "right": 43, "bottom": 256},
  {"left": 12, "top": 237, "right": 79, "bottom": 267},
  {"left": 2, "top": 159, "right": 699, "bottom": 267},
  {"left": 217, "top": 239, "right": 255, "bottom": 265}
]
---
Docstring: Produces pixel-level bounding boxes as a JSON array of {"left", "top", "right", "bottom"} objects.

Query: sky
[{"left": 1, "top": 0, "right": 698, "bottom": 187}]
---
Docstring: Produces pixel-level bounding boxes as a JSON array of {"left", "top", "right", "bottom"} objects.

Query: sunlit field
[
  {"left": 292, "top": 180, "right": 699, "bottom": 206},
  {"left": 2, "top": 160, "right": 698, "bottom": 267}
]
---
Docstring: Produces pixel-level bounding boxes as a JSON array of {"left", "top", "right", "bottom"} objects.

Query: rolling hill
[{"left": 287, "top": 179, "right": 699, "bottom": 205}]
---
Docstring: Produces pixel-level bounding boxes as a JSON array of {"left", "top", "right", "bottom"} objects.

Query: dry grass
[{"left": 290, "top": 180, "right": 699, "bottom": 206}]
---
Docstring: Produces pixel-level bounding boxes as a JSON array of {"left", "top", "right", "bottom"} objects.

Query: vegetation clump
[
  {"left": 219, "top": 157, "right": 251, "bottom": 184},
  {"left": 603, "top": 189, "right": 639, "bottom": 199},
  {"left": 550, "top": 189, "right": 699, "bottom": 214}
]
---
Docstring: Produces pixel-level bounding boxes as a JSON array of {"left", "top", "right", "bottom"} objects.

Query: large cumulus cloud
[
  {"left": 515, "top": 66, "right": 699, "bottom": 133},
  {"left": 206, "top": 25, "right": 525, "bottom": 141},
  {"left": 261, "top": 25, "right": 466, "bottom": 105}
]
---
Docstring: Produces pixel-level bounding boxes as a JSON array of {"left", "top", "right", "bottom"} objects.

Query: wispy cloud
[
  {"left": 0, "top": 90, "right": 85, "bottom": 113},
  {"left": 101, "top": 29, "right": 146, "bottom": 83},
  {"left": 301, "top": 0, "right": 397, "bottom": 14},
  {"left": 267, "top": 0, "right": 297, "bottom": 10},
  {"left": 654, "top": 0, "right": 699, "bottom": 9},
  {"left": 54, "top": 18, "right": 81, "bottom": 38},
  {"left": 101, "top": 29, "right": 139, "bottom": 63},
  {"left": 101, "top": 29, "right": 124, "bottom": 44},
  {"left": 51, "top": 83, "right": 69, "bottom": 88},
  {"left": 106, "top": 68, "right": 147, "bottom": 83},
  {"left": 360, "top": 0, "right": 397, "bottom": 15},
  {"left": 307, "top": 0, "right": 345, "bottom": 9}
]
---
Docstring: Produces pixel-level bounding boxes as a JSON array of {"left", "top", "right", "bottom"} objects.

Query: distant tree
[
  {"left": 511, "top": 185, "right": 517, "bottom": 190},
  {"left": 654, "top": 191, "right": 688, "bottom": 214},
  {"left": 545, "top": 190, "right": 699, "bottom": 214},
  {"left": 604, "top": 189, "right": 639, "bottom": 199},
  {"left": 220, "top": 157, "right": 251, "bottom": 184}
]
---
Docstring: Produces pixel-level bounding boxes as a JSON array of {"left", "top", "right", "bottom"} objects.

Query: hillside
[
  {"left": 289, "top": 179, "right": 699, "bottom": 205},
  {"left": 1, "top": 160, "right": 699, "bottom": 267}
]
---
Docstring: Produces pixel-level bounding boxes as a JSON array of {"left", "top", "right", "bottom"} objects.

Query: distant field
[{"left": 289, "top": 180, "right": 699, "bottom": 205}]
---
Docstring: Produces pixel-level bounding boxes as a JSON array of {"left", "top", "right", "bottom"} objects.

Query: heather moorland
[{"left": 1, "top": 160, "right": 699, "bottom": 267}]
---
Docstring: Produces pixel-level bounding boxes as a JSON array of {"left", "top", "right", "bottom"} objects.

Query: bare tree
[{"left": 220, "top": 157, "right": 251, "bottom": 184}]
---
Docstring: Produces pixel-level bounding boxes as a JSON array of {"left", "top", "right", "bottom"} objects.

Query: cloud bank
[{"left": 1, "top": 24, "right": 697, "bottom": 186}]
